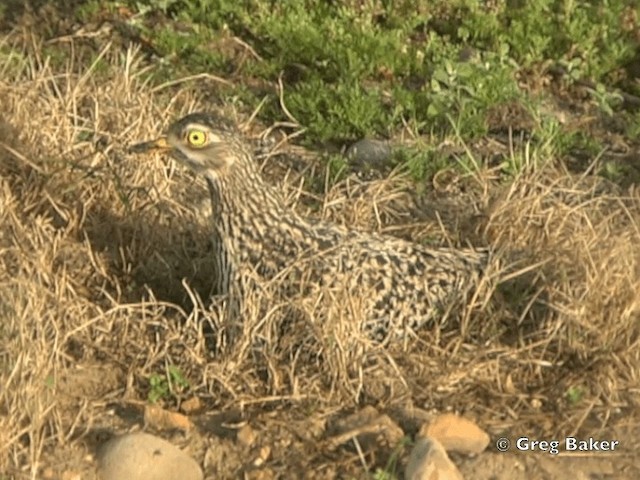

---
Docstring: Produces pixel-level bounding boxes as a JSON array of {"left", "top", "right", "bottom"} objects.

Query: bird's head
[{"left": 130, "top": 112, "right": 247, "bottom": 176}]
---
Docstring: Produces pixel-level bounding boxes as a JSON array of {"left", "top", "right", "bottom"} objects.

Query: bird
[{"left": 130, "top": 112, "right": 491, "bottom": 342}]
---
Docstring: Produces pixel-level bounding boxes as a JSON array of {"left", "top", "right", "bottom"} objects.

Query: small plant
[
  {"left": 566, "top": 385, "right": 585, "bottom": 406},
  {"left": 588, "top": 84, "right": 624, "bottom": 117},
  {"left": 147, "top": 365, "right": 190, "bottom": 403},
  {"left": 372, "top": 436, "right": 411, "bottom": 480},
  {"left": 393, "top": 144, "right": 452, "bottom": 183},
  {"left": 372, "top": 470, "right": 396, "bottom": 480},
  {"left": 626, "top": 111, "right": 640, "bottom": 141}
]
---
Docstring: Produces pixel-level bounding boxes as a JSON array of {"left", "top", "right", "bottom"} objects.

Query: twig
[
  {"left": 232, "top": 36, "right": 263, "bottom": 62},
  {"left": 277, "top": 72, "right": 300, "bottom": 126},
  {"left": 0, "top": 141, "right": 44, "bottom": 173},
  {"left": 150, "top": 73, "right": 233, "bottom": 93}
]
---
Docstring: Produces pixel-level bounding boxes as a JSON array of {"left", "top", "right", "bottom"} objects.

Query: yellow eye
[{"left": 186, "top": 129, "right": 208, "bottom": 147}]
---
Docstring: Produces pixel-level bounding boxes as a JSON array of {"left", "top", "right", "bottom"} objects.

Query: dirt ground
[{"left": 1, "top": 8, "right": 640, "bottom": 480}]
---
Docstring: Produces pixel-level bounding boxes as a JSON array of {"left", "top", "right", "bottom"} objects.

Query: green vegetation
[
  {"left": 373, "top": 436, "right": 412, "bottom": 480},
  {"left": 72, "top": 0, "right": 640, "bottom": 181},
  {"left": 565, "top": 385, "right": 585, "bottom": 406},
  {"left": 147, "top": 365, "right": 190, "bottom": 403}
]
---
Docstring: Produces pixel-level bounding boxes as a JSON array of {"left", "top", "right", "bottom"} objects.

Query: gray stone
[
  {"left": 345, "top": 139, "right": 392, "bottom": 169},
  {"left": 97, "top": 432, "right": 203, "bottom": 480},
  {"left": 328, "top": 406, "right": 404, "bottom": 452},
  {"left": 405, "top": 436, "right": 464, "bottom": 480}
]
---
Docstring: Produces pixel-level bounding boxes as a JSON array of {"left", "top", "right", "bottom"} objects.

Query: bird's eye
[{"left": 186, "top": 129, "right": 208, "bottom": 147}]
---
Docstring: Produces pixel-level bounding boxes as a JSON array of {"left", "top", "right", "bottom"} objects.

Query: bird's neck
[
  {"left": 205, "top": 159, "right": 283, "bottom": 214},
  {"left": 203, "top": 157, "right": 309, "bottom": 254}
]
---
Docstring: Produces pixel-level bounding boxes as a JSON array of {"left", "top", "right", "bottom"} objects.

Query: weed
[
  {"left": 565, "top": 385, "right": 585, "bottom": 406},
  {"left": 372, "top": 436, "right": 411, "bottom": 479},
  {"left": 47, "top": 0, "right": 636, "bottom": 181},
  {"left": 589, "top": 83, "right": 624, "bottom": 117},
  {"left": 147, "top": 365, "right": 190, "bottom": 403},
  {"left": 626, "top": 111, "right": 640, "bottom": 141},
  {"left": 395, "top": 145, "right": 449, "bottom": 182}
]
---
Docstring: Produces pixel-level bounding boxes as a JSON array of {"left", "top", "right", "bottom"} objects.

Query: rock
[
  {"left": 237, "top": 423, "right": 257, "bottom": 448},
  {"left": 345, "top": 139, "right": 392, "bottom": 170},
  {"left": 391, "top": 404, "right": 435, "bottom": 435},
  {"left": 244, "top": 468, "right": 275, "bottom": 480},
  {"left": 61, "top": 472, "right": 82, "bottom": 480},
  {"left": 97, "top": 432, "right": 203, "bottom": 480},
  {"left": 405, "top": 436, "right": 464, "bottom": 480},
  {"left": 144, "top": 404, "right": 194, "bottom": 432},
  {"left": 251, "top": 445, "right": 271, "bottom": 467},
  {"left": 421, "top": 414, "right": 490, "bottom": 455},
  {"left": 458, "top": 46, "right": 478, "bottom": 62},
  {"left": 41, "top": 467, "right": 55, "bottom": 479},
  {"left": 181, "top": 397, "right": 202, "bottom": 414},
  {"left": 328, "top": 406, "right": 404, "bottom": 452}
]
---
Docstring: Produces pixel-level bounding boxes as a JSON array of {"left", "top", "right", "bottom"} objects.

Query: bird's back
[
  {"left": 219, "top": 200, "right": 490, "bottom": 340},
  {"left": 305, "top": 220, "right": 490, "bottom": 340}
]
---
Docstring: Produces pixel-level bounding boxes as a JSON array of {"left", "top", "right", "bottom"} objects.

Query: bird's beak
[{"left": 128, "top": 136, "right": 171, "bottom": 154}]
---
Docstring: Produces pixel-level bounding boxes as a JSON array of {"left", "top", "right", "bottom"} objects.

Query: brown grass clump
[
  {"left": 0, "top": 38, "right": 639, "bottom": 478},
  {"left": 483, "top": 167, "right": 640, "bottom": 428}
]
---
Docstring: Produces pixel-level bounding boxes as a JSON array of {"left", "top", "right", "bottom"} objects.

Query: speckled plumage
[{"left": 133, "top": 112, "right": 490, "bottom": 341}]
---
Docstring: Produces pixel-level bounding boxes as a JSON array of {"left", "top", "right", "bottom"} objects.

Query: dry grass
[{"left": 1, "top": 38, "right": 639, "bottom": 479}]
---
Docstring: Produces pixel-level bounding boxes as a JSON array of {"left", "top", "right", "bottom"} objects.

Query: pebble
[
  {"left": 345, "top": 139, "right": 392, "bottom": 170},
  {"left": 181, "top": 396, "right": 203, "bottom": 414},
  {"left": 392, "top": 404, "right": 435, "bottom": 434},
  {"left": 421, "top": 413, "right": 490, "bottom": 455},
  {"left": 237, "top": 423, "right": 257, "bottom": 448},
  {"left": 329, "top": 406, "right": 405, "bottom": 451},
  {"left": 97, "top": 432, "right": 203, "bottom": 480},
  {"left": 144, "top": 404, "right": 194, "bottom": 432},
  {"left": 405, "top": 436, "right": 464, "bottom": 480}
]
